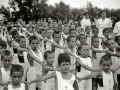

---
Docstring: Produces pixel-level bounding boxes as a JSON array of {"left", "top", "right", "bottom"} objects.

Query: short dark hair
[
  {"left": 52, "top": 31, "right": 60, "bottom": 38},
  {"left": 78, "top": 43, "right": 88, "bottom": 51},
  {"left": 67, "top": 36, "right": 76, "bottom": 42},
  {"left": 92, "top": 27, "right": 98, "bottom": 33},
  {"left": 58, "top": 53, "right": 71, "bottom": 66},
  {"left": 11, "top": 30, "right": 19, "bottom": 37},
  {"left": 91, "top": 36, "right": 99, "bottom": 43},
  {"left": 0, "top": 40, "right": 7, "bottom": 48},
  {"left": 29, "top": 35, "right": 39, "bottom": 44},
  {"left": 101, "top": 10, "right": 107, "bottom": 14},
  {"left": 84, "top": 12, "right": 89, "bottom": 15},
  {"left": 100, "top": 55, "right": 112, "bottom": 64},
  {"left": 7, "top": 26, "right": 12, "bottom": 32},
  {"left": 1, "top": 50, "right": 12, "bottom": 60},
  {"left": 39, "top": 29, "right": 46, "bottom": 34},
  {"left": 106, "top": 38, "right": 114, "bottom": 46},
  {"left": 18, "top": 36, "right": 26, "bottom": 43},
  {"left": 115, "top": 35, "right": 120, "bottom": 42},
  {"left": 10, "top": 64, "right": 24, "bottom": 75},
  {"left": 103, "top": 28, "right": 110, "bottom": 34},
  {"left": 85, "top": 26, "right": 90, "bottom": 30},
  {"left": 69, "top": 29, "right": 76, "bottom": 34},
  {"left": 44, "top": 50, "right": 54, "bottom": 60},
  {"left": 79, "top": 34, "right": 87, "bottom": 40}
]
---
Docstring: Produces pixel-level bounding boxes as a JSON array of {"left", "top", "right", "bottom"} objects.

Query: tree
[
  {"left": 53, "top": 1, "right": 71, "bottom": 20},
  {"left": 0, "top": 5, "right": 10, "bottom": 19}
]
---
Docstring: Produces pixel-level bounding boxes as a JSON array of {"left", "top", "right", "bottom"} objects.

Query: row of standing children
[{"left": 0, "top": 13, "right": 120, "bottom": 90}]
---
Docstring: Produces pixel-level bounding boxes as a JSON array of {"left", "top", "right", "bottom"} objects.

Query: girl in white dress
[{"left": 27, "top": 53, "right": 79, "bottom": 90}]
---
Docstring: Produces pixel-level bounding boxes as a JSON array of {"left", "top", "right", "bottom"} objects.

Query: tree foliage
[{"left": 0, "top": 0, "right": 120, "bottom": 23}]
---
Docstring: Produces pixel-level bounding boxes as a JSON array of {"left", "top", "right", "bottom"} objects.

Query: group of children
[{"left": 0, "top": 12, "right": 120, "bottom": 90}]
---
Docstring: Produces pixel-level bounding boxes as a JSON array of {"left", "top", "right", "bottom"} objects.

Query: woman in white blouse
[
  {"left": 113, "top": 18, "right": 120, "bottom": 36},
  {"left": 81, "top": 12, "right": 91, "bottom": 30},
  {"left": 96, "top": 10, "right": 112, "bottom": 38}
]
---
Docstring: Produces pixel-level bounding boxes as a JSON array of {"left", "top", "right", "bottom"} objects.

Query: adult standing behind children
[
  {"left": 81, "top": 12, "right": 91, "bottom": 30},
  {"left": 96, "top": 10, "right": 112, "bottom": 38}
]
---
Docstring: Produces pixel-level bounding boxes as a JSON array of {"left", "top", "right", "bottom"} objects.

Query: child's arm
[
  {"left": 64, "top": 49, "right": 75, "bottom": 56},
  {"left": 27, "top": 51, "right": 46, "bottom": 66},
  {"left": 76, "top": 72, "right": 101, "bottom": 81},
  {"left": 42, "top": 65, "right": 55, "bottom": 72},
  {"left": 73, "top": 79, "right": 79, "bottom": 90},
  {"left": 92, "top": 48, "right": 108, "bottom": 53},
  {"left": 61, "top": 33, "right": 67, "bottom": 40},
  {"left": 110, "top": 64, "right": 120, "bottom": 73},
  {"left": 22, "top": 28, "right": 33, "bottom": 36},
  {"left": 17, "top": 47, "right": 29, "bottom": 52},
  {"left": 76, "top": 58, "right": 100, "bottom": 72},
  {"left": 44, "top": 38, "right": 68, "bottom": 49},
  {"left": 27, "top": 72, "right": 55, "bottom": 85},
  {"left": 85, "top": 34, "right": 93, "bottom": 37},
  {"left": 106, "top": 51, "right": 118, "bottom": 56},
  {"left": 115, "top": 45, "right": 120, "bottom": 49}
]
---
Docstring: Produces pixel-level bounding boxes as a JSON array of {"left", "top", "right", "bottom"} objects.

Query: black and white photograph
[{"left": 0, "top": 0, "right": 120, "bottom": 90}]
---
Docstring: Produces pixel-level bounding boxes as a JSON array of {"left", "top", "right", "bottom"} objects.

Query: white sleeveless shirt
[
  {"left": 98, "top": 71, "right": 114, "bottom": 90},
  {"left": 46, "top": 37, "right": 53, "bottom": 51},
  {"left": 67, "top": 47, "right": 77, "bottom": 71},
  {"left": 78, "top": 56, "right": 92, "bottom": 74},
  {"left": 8, "top": 83, "right": 25, "bottom": 90},
  {"left": 30, "top": 49, "right": 44, "bottom": 74},
  {"left": 56, "top": 71, "right": 75, "bottom": 90},
  {"left": 0, "top": 67, "right": 10, "bottom": 90},
  {"left": 1, "top": 67, "right": 10, "bottom": 83},
  {"left": 54, "top": 41, "right": 64, "bottom": 68}
]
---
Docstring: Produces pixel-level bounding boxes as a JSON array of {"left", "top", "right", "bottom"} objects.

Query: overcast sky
[{"left": 0, "top": 0, "right": 120, "bottom": 9}]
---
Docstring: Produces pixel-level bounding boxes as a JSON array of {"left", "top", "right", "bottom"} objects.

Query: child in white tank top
[
  {"left": 27, "top": 35, "right": 45, "bottom": 90},
  {"left": 0, "top": 50, "right": 13, "bottom": 90},
  {"left": 12, "top": 36, "right": 29, "bottom": 82},
  {"left": 77, "top": 55, "right": 118, "bottom": 90},
  {"left": 64, "top": 36, "right": 77, "bottom": 73},
  {"left": 41, "top": 50, "right": 55, "bottom": 90},
  {"left": 5, "top": 65, "right": 27, "bottom": 90},
  {"left": 27, "top": 53, "right": 79, "bottom": 90},
  {"left": 76, "top": 43, "right": 99, "bottom": 90}
]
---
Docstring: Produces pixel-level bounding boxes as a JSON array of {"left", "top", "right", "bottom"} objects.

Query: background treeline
[{"left": 0, "top": 0, "right": 120, "bottom": 24}]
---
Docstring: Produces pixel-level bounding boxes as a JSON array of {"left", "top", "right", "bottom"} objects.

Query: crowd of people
[{"left": 0, "top": 10, "right": 120, "bottom": 90}]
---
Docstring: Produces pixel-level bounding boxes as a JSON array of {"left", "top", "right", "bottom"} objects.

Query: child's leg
[
  {"left": 85, "top": 79, "right": 92, "bottom": 90},
  {"left": 27, "top": 67, "right": 37, "bottom": 90}
]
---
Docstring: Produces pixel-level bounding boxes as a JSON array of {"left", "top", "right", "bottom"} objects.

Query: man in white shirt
[
  {"left": 81, "top": 12, "right": 91, "bottom": 30},
  {"left": 96, "top": 10, "right": 112, "bottom": 37}
]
